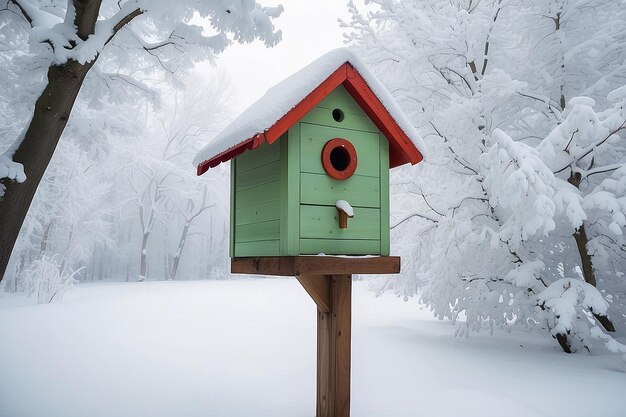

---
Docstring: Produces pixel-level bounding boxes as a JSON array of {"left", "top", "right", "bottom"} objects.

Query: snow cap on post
[{"left": 194, "top": 48, "right": 426, "bottom": 175}]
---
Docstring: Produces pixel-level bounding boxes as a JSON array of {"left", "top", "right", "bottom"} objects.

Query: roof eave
[
  {"left": 343, "top": 64, "right": 423, "bottom": 168},
  {"left": 196, "top": 62, "right": 423, "bottom": 176}
]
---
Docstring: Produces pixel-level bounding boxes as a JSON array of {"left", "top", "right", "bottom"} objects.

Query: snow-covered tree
[
  {"left": 346, "top": 0, "right": 626, "bottom": 353},
  {"left": 1, "top": 65, "right": 232, "bottom": 288},
  {"left": 0, "top": 0, "right": 283, "bottom": 281},
  {"left": 1, "top": 93, "right": 138, "bottom": 292},
  {"left": 121, "top": 72, "right": 230, "bottom": 281},
  {"left": 534, "top": 93, "right": 626, "bottom": 347}
]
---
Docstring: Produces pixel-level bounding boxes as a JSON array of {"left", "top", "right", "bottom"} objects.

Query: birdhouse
[
  {"left": 194, "top": 49, "right": 425, "bottom": 258},
  {"left": 194, "top": 49, "right": 426, "bottom": 417}
]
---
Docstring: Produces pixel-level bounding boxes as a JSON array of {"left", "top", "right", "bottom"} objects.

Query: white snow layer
[
  {"left": 1, "top": 280, "right": 625, "bottom": 417},
  {"left": 0, "top": 154, "right": 26, "bottom": 184},
  {"left": 336, "top": 199, "right": 354, "bottom": 217},
  {"left": 193, "top": 48, "right": 427, "bottom": 167}
]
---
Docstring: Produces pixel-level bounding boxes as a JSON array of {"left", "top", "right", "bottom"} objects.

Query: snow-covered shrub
[
  {"left": 22, "top": 256, "right": 79, "bottom": 304},
  {"left": 537, "top": 279, "right": 608, "bottom": 351},
  {"left": 538, "top": 278, "right": 626, "bottom": 359}
]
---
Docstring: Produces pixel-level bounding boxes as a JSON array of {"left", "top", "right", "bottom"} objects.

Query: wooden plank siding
[
  {"left": 300, "top": 205, "right": 380, "bottom": 240},
  {"left": 301, "top": 85, "right": 379, "bottom": 134},
  {"left": 235, "top": 180, "right": 280, "bottom": 209},
  {"left": 235, "top": 138, "right": 280, "bottom": 174},
  {"left": 231, "top": 85, "right": 391, "bottom": 257},
  {"left": 234, "top": 240, "right": 280, "bottom": 257},
  {"left": 300, "top": 239, "right": 381, "bottom": 255},
  {"left": 235, "top": 220, "right": 280, "bottom": 242},
  {"left": 236, "top": 160, "right": 281, "bottom": 191},
  {"left": 297, "top": 86, "right": 388, "bottom": 255},
  {"left": 300, "top": 107, "right": 378, "bottom": 136},
  {"left": 233, "top": 139, "right": 282, "bottom": 257},
  {"left": 300, "top": 172, "right": 380, "bottom": 208},
  {"left": 300, "top": 123, "right": 380, "bottom": 178}
]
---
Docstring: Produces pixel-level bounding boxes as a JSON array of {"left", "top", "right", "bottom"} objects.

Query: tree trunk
[
  {"left": 138, "top": 232, "right": 149, "bottom": 282},
  {"left": 98, "top": 255, "right": 103, "bottom": 281},
  {"left": 555, "top": 333, "right": 572, "bottom": 354},
  {"left": 0, "top": 61, "right": 94, "bottom": 282},
  {"left": 568, "top": 172, "right": 615, "bottom": 332},
  {"left": 0, "top": 1, "right": 143, "bottom": 284},
  {"left": 39, "top": 221, "right": 54, "bottom": 256},
  {"left": 170, "top": 223, "right": 190, "bottom": 281},
  {"left": 572, "top": 224, "right": 596, "bottom": 287}
]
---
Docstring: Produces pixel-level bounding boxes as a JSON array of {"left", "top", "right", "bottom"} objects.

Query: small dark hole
[
  {"left": 330, "top": 146, "right": 350, "bottom": 171},
  {"left": 332, "top": 108, "right": 344, "bottom": 122}
]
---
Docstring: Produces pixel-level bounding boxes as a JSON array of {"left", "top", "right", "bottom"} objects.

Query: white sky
[{"left": 209, "top": 0, "right": 357, "bottom": 113}]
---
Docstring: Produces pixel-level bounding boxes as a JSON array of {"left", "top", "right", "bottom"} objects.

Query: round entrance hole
[
  {"left": 330, "top": 146, "right": 350, "bottom": 171},
  {"left": 332, "top": 108, "right": 344, "bottom": 122},
  {"left": 321, "top": 138, "right": 357, "bottom": 180}
]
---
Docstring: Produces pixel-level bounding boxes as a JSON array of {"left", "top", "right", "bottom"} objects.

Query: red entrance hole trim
[{"left": 321, "top": 138, "right": 358, "bottom": 180}]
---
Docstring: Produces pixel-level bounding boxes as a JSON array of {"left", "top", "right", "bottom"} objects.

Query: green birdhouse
[{"left": 194, "top": 49, "right": 425, "bottom": 258}]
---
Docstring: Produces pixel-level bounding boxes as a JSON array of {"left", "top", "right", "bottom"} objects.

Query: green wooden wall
[
  {"left": 297, "top": 86, "right": 389, "bottom": 255},
  {"left": 231, "top": 138, "right": 282, "bottom": 257},
  {"left": 231, "top": 85, "right": 390, "bottom": 257}
]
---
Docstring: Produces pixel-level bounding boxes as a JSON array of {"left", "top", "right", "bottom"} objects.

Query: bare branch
[
  {"left": 430, "top": 122, "right": 479, "bottom": 175},
  {"left": 576, "top": 120, "right": 626, "bottom": 162},
  {"left": 480, "top": 0, "right": 502, "bottom": 76},
  {"left": 468, "top": 60, "right": 479, "bottom": 82},
  {"left": 581, "top": 163, "right": 625, "bottom": 180},
  {"left": 391, "top": 212, "right": 440, "bottom": 229},
  {"left": 564, "top": 129, "right": 578, "bottom": 152},
  {"left": 450, "top": 195, "right": 489, "bottom": 215},
  {"left": 409, "top": 188, "right": 445, "bottom": 216},
  {"left": 8, "top": 0, "right": 33, "bottom": 26},
  {"left": 516, "top": 92, "right": 559, "bottom": 117},
  {"left": 103, "top": 6, "right": 143, "bottom": 48},
  {"left": 554, "top": 120, "right": 626, "bottom": 174},
  {"left": 444, "top": 66, "right": 474, "bottom": 94}
]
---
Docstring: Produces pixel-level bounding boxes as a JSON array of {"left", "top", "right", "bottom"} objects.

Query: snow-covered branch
[
  {"left": 581, "top": 163, "right": 626, "bottom": 180},
  {"left": 7, "top": 0, "right": 60, "bottom": 27}
]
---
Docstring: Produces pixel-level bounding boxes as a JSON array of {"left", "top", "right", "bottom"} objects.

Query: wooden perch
[{"left": 336, "top": 206, "right": 354, "bottom": 229}]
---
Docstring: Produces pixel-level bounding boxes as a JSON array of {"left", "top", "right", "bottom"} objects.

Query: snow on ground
[{"left": 0, "top": 279, "right": 625, "bottom": 417}]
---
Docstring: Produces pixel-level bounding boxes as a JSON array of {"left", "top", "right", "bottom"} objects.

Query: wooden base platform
[
  {"left": 231, "top": 255, "right": 400, "bottom": 276},
  {"left": 231, "top": 256, "right": 400, "bottom": 417}
]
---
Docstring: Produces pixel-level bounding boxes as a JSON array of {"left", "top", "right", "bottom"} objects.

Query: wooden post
[
  {"left": 316, "top": 274, "right": 351, "bottom": 417},
  {"left": 231, "top": 256, "right": 399, "bottom": 417}
]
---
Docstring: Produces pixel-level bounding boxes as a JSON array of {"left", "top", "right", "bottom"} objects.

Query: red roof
[{"left": 197, "top": 63, "right": 423, "bottom": 176}]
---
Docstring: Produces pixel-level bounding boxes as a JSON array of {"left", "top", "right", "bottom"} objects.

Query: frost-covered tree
[
  {"left": 2, "top": 69, "right": 231, "bottom": 289},
  {"left": 122, "top": 73, "right": 230, "bottom": 281},
  {"left": 345, "top": 0, "right": 626, "bottom": 353},
  {"left": 535, "top": 94, "right": 626, "bottom": 344},
  {"left": 155, "top": 81, "right": 230, "bottom": 281},
  {"left": 516, "top": 0, "right": 626, "bottom": 112},
  {"left": 1, "top": 92, "right": 139, "bottom": 292},
  {"left": 0, "top": 0, "right": 283, "bottom": 281}
]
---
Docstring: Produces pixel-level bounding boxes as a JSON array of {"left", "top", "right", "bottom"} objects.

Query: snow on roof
[{"left": 193, "top": 48, "right": 427, "bottom": 168}]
